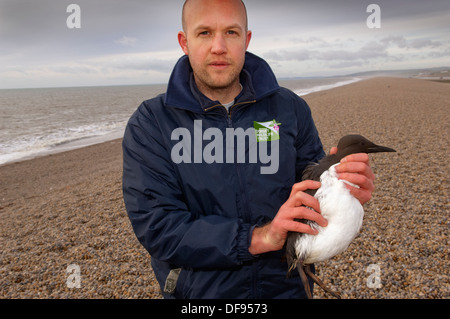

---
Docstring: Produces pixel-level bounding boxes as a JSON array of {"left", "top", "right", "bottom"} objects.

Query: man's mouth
[{"left": 209, "top": 61, "right": 230, "bottom": 69}]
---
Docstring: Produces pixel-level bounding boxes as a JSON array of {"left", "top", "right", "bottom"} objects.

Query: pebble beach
[{"left": 0, "top": 77, "right": 448, "bottom": 299}]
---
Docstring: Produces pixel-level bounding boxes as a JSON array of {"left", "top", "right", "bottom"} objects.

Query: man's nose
[{"left": 211, "top": 34, "right": 227, "bottom": 54}]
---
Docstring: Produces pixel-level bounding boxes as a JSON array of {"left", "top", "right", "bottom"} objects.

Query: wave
[
  {"left": 0, "top": 121, "right": 126, "bottom": 165},
  {"left": 294, "top": 77, "right": 362, "bottom": 96}
]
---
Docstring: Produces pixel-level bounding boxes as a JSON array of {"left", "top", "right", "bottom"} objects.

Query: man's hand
[
  {"left": 330, "top": 147, "right": 376, "bottom": 205},
  {"left": 248, "top": 180, "right": 328, "bottom": 256}
]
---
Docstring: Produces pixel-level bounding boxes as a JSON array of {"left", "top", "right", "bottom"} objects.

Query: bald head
[
  {"left": 182, "top": 0, "right": 248, "bottom": 33},
  {"left": 177, "top": 0, "right": 252, "bottom": 104}
]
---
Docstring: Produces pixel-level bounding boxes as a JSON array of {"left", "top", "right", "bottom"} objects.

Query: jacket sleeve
[
  {"left": 122, "top": 103, "right": 255, "bottom": 270},
  {"left": 293, "top": 96, "right": 325, "bottom": 182}
]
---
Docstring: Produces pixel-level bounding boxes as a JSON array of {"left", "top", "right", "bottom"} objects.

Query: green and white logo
[{"left": 253, "top": 119, "right": 281, "bottom": 142}]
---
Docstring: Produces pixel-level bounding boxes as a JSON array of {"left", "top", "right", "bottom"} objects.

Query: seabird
[{"left": 286, "top": 134, "right": 396, "bottom": 299}]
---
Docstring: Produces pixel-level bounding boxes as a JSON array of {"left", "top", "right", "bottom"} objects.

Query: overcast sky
[{"left": 0, "top": 0, "right": 449, "bottom": 89}]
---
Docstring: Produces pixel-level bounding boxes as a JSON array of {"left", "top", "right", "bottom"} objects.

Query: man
[{"left": 122, "top": 0, "right": 375, "bottom": 298}]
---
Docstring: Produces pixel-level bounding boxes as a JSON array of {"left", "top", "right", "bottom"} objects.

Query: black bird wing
[
  {"left": 302, "top": 154, "right": 339, "bottom": 182},
  {"left": 301, "top": 162, "right": 321, "bottom": 196}
]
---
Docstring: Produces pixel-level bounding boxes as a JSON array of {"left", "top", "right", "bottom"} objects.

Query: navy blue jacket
[{"left": 122, "top": 52, "right": 325, "bottom": 298}]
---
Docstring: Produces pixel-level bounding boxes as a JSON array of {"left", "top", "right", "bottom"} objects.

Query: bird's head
[{"left": 336, "top": 135, "right": 396, "bottom": 159}]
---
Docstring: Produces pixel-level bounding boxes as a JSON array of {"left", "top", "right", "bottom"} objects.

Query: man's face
[{"left": 179, "top": 0, "right": 252, "bottom": 92}]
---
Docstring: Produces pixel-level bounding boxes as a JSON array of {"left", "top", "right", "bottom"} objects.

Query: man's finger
[
  {"left": 336, "top": 162, "right": 375, "bottom": 181},
  {"left": 291, "top": 191, "right": 321, "bottom": 213},
  {"left": 345, "top": 185, "right": 373, "bottom": 205},
  {"left": 289, "top": 180, "right": 321, "bottom": 197},
  {"left": 340, "top": 153, "right": 370, "bottom": 164},
  {"left": 288, "top": 220, "right": 319, "bottom": 235},
  {"left": 287, "top": 207, "right": 327, "bottom": 230},
  {"left": 338, "top": 172, "right": 375, "bottom": 192}
]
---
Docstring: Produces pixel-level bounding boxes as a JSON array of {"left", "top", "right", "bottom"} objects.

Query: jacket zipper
[
  {"left": 222, "top": 100, "right": 256, "bottom": 224},
  {"left": 228, "top": 100, "right": 256, "bottom": 117},
  {"left": 222, "top": 100, "right": 259, "bottom": 298},
  {"left": 204, "top": 100, "right": 256, "bottom": 117}
]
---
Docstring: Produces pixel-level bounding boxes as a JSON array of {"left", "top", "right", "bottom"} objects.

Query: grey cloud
[
  {"left": 48, "top": 65, "right": 100, "bottom": 75},
  {"left": 428, "top": 48, "right": 450, "bottom": 58},
  {"left": 381, "top": 35, "right": 443, "bottom": 49},
  {"left": 112, "top": 58, "right": 176, "bottom": 73},
  {"left": 408, "top": 39, "right": 442, "bottom": 49},
  {"left": 263, "top": 32, "right": 447, "bottom": 68},
  {"left": 316, "top": 47, "right": 389, "bottom": 62},
  {"left": 381, "top": 35, "right": 408, "bottom": 48},
  {"left": 289, "top": 37, "right": 327, "bottom": 45},
  {"left": 114, "top": 36, "right": 138, "bottom": 46},
  {"left": 0, "top": 0, "right": 182, "bottom": 59},
  {"left": 328, "top": 60, "right": 365, "bottom": 69},
  {"left": 264, "top": 38, "right": 390, "bottom": 63},
  {"left": 264, "top": 49, "right": 314, "bottom": 62}
]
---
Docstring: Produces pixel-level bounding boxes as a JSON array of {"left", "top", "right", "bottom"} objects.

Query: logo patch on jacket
[{"left": 254, "top": 120, "right": 281, "bottom": 142}]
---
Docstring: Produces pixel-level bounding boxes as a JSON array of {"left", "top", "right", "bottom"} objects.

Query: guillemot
[{"left": 286, "top": 134, "right": 396, "bottom": 299}]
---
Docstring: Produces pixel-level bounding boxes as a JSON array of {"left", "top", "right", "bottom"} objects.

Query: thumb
[{"left": 329, "top": 146, "right": 338, "bottom": 155}]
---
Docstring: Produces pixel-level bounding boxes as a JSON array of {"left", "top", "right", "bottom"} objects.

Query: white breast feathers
[{"left": 294, "top": 164, "right": 364, "bottom": 264}]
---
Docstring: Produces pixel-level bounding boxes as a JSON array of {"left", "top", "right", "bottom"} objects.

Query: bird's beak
[{"left": 367, "top": 145, "right": 396, "bottom": 153}]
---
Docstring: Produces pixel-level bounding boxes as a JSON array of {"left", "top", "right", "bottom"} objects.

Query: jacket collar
[{"left": 164, "top": 52, "right": 280, "bottom": 113}]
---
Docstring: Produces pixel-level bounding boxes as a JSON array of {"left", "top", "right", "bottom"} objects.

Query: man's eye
[
  {"left": 199, "top": 31, "right": 209, "bottom": 36},
  {"left": 227, "top": 30, "right": 237, "bottom": 35}
]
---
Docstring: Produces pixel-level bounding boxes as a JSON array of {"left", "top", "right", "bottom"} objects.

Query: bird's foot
[
  {"left": 298, "top": 263, "right": 313, "bottom": 299},
  {"left": 304, "top": 265, "right": 341, "bottom": 299}
]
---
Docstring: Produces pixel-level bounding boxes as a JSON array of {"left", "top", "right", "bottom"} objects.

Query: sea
[{"left": 0, "top": 77, "right": 361, "bottom": 166}]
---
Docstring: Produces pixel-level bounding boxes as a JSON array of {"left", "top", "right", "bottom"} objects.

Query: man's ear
[
  {"left": 178, "top": 31, "right": 189, "bottom": 55},
  {"left": 245, "top": 30, "right": 252, "bottom": 50}
]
